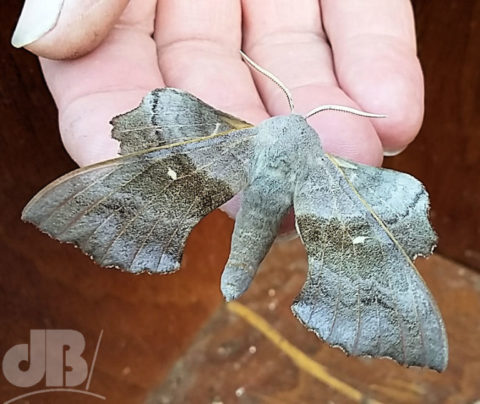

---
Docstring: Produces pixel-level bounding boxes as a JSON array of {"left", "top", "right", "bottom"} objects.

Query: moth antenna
[
  {"left": 240, "top": 50, "right": 295, "bottom": 113},
  {"left": 305, "top": 105, "right": 387, "bottom": 119}
]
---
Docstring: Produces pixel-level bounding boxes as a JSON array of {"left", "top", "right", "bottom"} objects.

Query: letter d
[{"left": 2, "top": 330, "right": 46, "bottom": 387}]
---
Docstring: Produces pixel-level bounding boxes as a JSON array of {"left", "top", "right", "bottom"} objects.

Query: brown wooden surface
[
  {"left": 147, "top": 243, "right": 480, "bottom": 404},
  {"left": 1, "top": 208, "right": 233, "bottom": 403},
  {"left": 0, "top": 4, "right": 230, "bottom": 403},
  {"left": 0, "top": 1, "right": 479, "bottom": 403},
  {"left": 384, "top": 0, "right": 480, "bottom": 270}
]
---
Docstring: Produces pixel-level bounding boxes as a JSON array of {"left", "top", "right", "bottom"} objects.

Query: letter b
[{"left": 45, "top": 330, "right": 88, "bottom": 387}]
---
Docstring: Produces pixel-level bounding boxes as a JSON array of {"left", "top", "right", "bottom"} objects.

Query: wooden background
[
  {"left": 384, "top": 1, "right": 480, "bottom": 271},
  {"left": 0, "top": 1, "right": 479, "bottom": 403}
]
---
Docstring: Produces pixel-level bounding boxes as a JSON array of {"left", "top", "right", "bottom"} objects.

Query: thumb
[{"left": 11, "top": 0, "right": 129, "bottom": 60}]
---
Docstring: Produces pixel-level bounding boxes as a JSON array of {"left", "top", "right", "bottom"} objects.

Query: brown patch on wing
[{"left": 22, "top": 128, "right": 255, "bottom": 273}]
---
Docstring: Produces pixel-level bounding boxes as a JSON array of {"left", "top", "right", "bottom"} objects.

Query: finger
[
  {"left": 12, "top": 0, "right": 130, "bottom": 60},
  {"left": 154, "top": 0, "right": 269, "bottom": 125},
  {"left": 241, "top": 0, "right": 383, "bottom": 166},
  {"left": 40, "top": 0, "right": 163, "bottom": 166},
  {"left": 154, "top": 1, "right": 272, "bottom": 220},
  {"left": 321, "top": 0, "right": 424, "bottom": 154}
]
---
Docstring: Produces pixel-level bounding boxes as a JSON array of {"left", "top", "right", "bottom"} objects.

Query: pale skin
[{"left": 20, "top": 0, "right": 424, "bottom": 217}]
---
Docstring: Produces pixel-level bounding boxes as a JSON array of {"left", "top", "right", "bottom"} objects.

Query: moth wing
[
  {"left": 326, "top": 155, "right": 437, "bottom": 259},
  {"left": 22, "top": 128, "right": 255, "bottom": 273},
  {"left": 292, "top": 154, "right": 447, "bottom": 371},
  {"left": 111, "top": 88, "right": 253, "bottom": 154}
]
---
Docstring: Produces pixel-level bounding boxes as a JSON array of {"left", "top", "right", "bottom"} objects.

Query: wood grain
[{"left": 148, "top": 242, "right": 480, "bottom": 404}]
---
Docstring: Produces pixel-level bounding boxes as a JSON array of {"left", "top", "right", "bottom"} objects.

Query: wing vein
[
  {"left": 408, "top": 270, "right": 427, "bottom": 365},
  {"left": 326, "top": 272, "right": 341, "bottom": 341},
  {"left": 56, "top": 159, "right": 162, "bottom": 236},
  {"left": 38, "top": 167, "right": 118, "bottom": 227},
  {"left": 155, "top": 196, "right": 198, "bottom": 272},
  {"left": 388, "top": 274, "right": 408, "bottom": 365},
  {"left": 352, "top": 285, "right": 362, "bottom": 355}
]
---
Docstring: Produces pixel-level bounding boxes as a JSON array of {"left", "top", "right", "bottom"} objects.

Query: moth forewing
[
  {"left": 22, "top": 119, "right": 256, "bottom": 273},
  {"left": 292, "top": 139, "right": 447, "bottom": 371}
]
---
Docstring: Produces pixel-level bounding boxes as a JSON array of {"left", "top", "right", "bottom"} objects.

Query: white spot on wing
[
  {"left": 167, "top": 167, "right": 177, "bottom": 180},
  {"left": 212, "top": 122, "right": 221, "bottom": 135},
  {"left": 352, "top": 236, "right": 369, "bottom": 244}
]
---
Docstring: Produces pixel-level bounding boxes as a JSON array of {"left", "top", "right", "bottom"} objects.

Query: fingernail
[
  {"left": 11, "top": 0, "right": 64, "bottom": 48},
  {"left": 383, "top": 145, "right": 407, "bottom": 157}
]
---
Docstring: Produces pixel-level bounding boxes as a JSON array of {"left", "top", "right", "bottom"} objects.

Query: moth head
[{"left": 240, "top": 50, "right": 386, "bottom": 121}]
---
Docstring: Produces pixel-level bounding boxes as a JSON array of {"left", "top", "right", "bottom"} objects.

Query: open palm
[{"left": 14, "top": 0, "right": 424, "bottom": 217}]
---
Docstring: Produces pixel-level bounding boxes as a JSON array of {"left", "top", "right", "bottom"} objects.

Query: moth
[{"left": 22, "top": 52, "right": 448, "bottom": 371}]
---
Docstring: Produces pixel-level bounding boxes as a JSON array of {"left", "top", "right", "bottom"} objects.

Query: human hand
[{"left": 12, "top": 0, "right": 424, "bottom": 217}]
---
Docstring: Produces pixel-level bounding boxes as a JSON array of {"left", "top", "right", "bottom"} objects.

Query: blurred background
[{"left": 1, "top": 1, "right": 479, "bottom": 403}]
